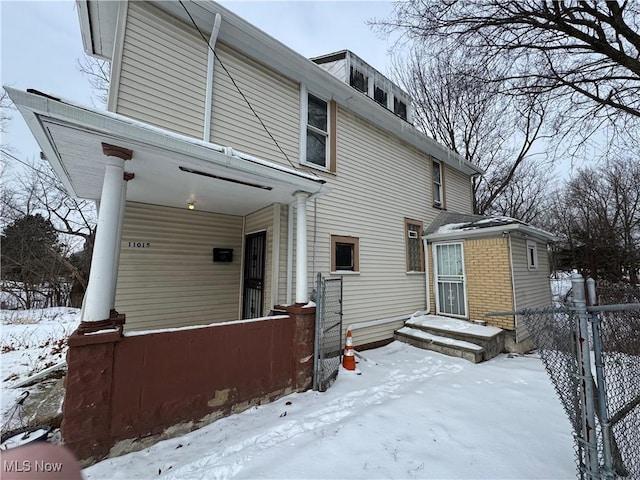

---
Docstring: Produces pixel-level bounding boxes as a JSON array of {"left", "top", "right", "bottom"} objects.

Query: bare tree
[
  {"left": 2, "top": 157, "right": 96, "bottom": 306},
  {"left": 77, "top": 56, "right": 110, "bottom": 106},
  {"left": 1, "top": 89, "right": 14, "bottom": 162},
  {"left": 379, "top": 1, "right": 640, "bottom": 156},
  {"left": 545, "top": 157, "right": 640, "bottom": 283},
  {"left": 392, "top": 46, "right": 552, "bottom": 218}
]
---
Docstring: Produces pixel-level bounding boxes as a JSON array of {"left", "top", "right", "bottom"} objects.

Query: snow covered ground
[
  {"left": 84, "top": 342, "right": 576, "bottom": 480},
  {"left": 1, "top": 307, "right": 79, "bottom": 430},
  {"left": 1, "top": 301, "right": 577, "bottom": 479}
]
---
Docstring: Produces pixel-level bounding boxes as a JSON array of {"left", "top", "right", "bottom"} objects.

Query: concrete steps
[{"left": 394, "top": 315, "right": 504, "bottom": 363}]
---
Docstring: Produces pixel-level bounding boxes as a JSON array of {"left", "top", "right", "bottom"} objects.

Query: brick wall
[
  {"left": 62, "top": 306, "right": 316, "bottom": 464},
  {"left": 427, "top": 238, "right": 515, "bottom": 330},
  {"left": 464, "top": 238, "right": 515, "bottom": 330}
]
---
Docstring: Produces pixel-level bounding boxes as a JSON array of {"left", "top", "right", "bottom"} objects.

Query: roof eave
[
  {"left": 4, "top": 87, "right": 327, "bottom": 198},
  {"left": 425, "top": 223, "right": 557, "bottom": 243}
]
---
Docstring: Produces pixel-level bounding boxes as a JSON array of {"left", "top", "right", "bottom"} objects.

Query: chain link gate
[
  {"left": 313, "top": 273, "right": 343, "bottom": 392},
  {"left": 489, "top": 273, "right": 640, "bottom": 480}
]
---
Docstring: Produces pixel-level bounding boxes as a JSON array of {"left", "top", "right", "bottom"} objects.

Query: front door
[
  {"left": 242, "top": 231, "right": 266, "bottom": 319},
  {"left": 434, "top": 242, "right": 467, "bottom": 317}
]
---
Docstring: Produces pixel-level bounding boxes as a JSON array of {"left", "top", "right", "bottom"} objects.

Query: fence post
[
  {"left": 313, "top": 272, "right": 322, "bottom": 391},
  {"left": 572, "top": 272, "right": 600, "bottom": 479},
  {"left": 587, "top": 278, "right": 615, "bottom": 479}
]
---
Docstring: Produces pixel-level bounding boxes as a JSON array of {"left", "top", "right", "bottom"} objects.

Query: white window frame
[
  {"left": 526, "top": 240, "right": 539, "bottom": 270},
  {"left": 432, "top": 160, "right": 443, "bottom": 208},
  {"left": 299, "top": 85, "right": 330, "bottom": 171}
]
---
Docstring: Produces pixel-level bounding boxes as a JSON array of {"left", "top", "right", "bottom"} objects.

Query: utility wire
[
  {"left": 179, "top": 0, "right": 299, "bottom": 171},
  {"left": 3, "top": 150, "right": 60, "bottom": 183}
]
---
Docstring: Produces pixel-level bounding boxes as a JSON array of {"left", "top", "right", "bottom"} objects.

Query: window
[
  {"left": 331, "top": 235, "right": 359, "bottom": 272},
  {"left": 306, "top": 94, "right": 328, "bottom": 167},
  {"left": 394, "top": 97, "right": 407, "bottom": 121},
  {"left": 350, "top": 66, "right": 368, "bottom": 93},
  {"left": 374, "top": 85, "right": 387, "bottom": 107},
  {"left": 527, "top": 240, "right": 538, "bottom": 270},
  {"left": 405, "top": 219, "right": 425, "bottom": 272},
  {"left": 301, "top": 89, "right": 336, "bottom": 172},
  {"left": 432, "top": 160, "right": 444, "bottom": 208}
]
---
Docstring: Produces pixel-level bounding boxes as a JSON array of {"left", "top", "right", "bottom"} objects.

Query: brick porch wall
[{"left": 62, "top": 306, "right": 315, "bottom": 464}]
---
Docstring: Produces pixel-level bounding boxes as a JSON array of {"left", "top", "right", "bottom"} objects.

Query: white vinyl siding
[
  {"left": 116, "top": 2, "right": 207, "bottom": 137},
  {"left": 511, "top": 237, "right": 552, "bottom": 342},
  {"left": 303, "top": 107, "right": 442, "bottom": 347},
  {"left": 116, "top": 202, "right": 243, "bottom": 331},
  {"left": 244, "top": 205, "right": 276, "bottom": 315},
  {"left": 210, "top": 43, "right": 299, "bottom": 167},
  {"left": 444, "top": 166, "right": 474, "bottom": 214}
]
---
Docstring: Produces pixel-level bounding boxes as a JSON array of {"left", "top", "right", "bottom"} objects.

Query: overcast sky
[{"left": 1, "top": 1, "right": 397, "bottom": 162}]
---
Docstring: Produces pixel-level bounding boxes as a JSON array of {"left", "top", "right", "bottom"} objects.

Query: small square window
[
  {"left": 331, "top": 235, "right": 359, "bottom": 272},
  {"left": 526, "top": 240, "right": 538, "bottom": 270},
  {"left": 394, "top": 97, "right": 407, "bottom": 120},
  {"left": 350, "top": 66, "right": 368, "bottom": 93},
  {"left": 374, "top": 86, "right": 387, "bottom": 107}
]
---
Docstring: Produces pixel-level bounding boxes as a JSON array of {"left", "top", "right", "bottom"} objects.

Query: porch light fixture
[{"left": 188, "top": 201, "right": 196, "bottom": 210}]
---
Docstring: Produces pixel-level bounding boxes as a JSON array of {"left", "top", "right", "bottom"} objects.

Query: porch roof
[
  {"left": 424, "top": 212, "right": 558, "bottom": 243},
  {"left": 5, "top": 87, "right": 328, "bottom": 216}
]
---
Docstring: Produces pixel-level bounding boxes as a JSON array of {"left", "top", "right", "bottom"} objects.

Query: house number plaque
[{"left": 127, "top": 242, "right": 151, "bottom": 248}]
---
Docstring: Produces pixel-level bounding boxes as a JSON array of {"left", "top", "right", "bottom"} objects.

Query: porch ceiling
[{"left": 6, "top": 88, "right": 328, "bottom": 217}]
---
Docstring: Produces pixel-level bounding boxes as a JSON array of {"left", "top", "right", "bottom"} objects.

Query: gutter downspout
[
  {"left": 423, "top": 237, "right": 430, "bottom": 313},
  {"left": 203, "top": 13, "right": 222, "bottom": 142},
  {"left": 507, "top": 233, "right": 518, "bottom": 337}
]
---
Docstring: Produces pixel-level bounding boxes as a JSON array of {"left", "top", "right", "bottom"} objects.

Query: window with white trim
[
  {"left": 300, "top": 90, "right": 336, "bottom": 171},
  {"left": 432, "top": 160, "right": 444, "bottom": 208},
  {"left": 526, "top": 240, "right": 539, "bottom": 270},
  {"left": 405, "top": 219, "right": 424, "bottom": 272},
  {"left": 306, "top": 94, "right": 328, "bottom": 167}
]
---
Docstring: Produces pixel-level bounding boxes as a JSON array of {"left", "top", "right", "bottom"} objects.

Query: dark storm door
[{"left": 242, "top": 231, "right": 266, "bottom": 319}]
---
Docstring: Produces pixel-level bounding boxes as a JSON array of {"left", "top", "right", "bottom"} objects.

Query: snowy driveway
[{"left": 84, "top": 342, "right": 575, "bottom": 479}]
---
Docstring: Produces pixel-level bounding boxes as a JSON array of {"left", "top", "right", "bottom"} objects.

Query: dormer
[{"left": 311, "top": 50, "right": 413, "bottom": 123}]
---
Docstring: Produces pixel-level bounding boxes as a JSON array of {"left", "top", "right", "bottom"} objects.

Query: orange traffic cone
[{"left": 342, "top": 329, "right": 356, "bottom": 370}]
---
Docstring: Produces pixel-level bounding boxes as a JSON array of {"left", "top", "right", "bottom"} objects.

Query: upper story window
[
  {"left": 374, "top": 86, "right": 387, "bottom": 107},
  {"left": 307, "top": 94, "right": 328, "bottom": 167},
  {"left": 433, "top": 160, "right": 444, "bottom": 208},
  {"left": 350, "top": 66, "right": 368, "bottom": 93},
  {"left": 300, "top": 87, "right": 336, "bottom": 172},
  {"left": 527, "top": 240, "right": 539, "bottom": 270},
  {"left": 394, "top": 97, "right": 407, "bottom": 121}
]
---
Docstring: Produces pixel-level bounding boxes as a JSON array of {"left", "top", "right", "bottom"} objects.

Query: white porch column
[
  {"left": 110, "top": 178, "right": 129, "bottom": 309},
  {"left": 82, "top": 157, "right": 126, "bottom": 322},
  {"left": 295, "top": 192, "right": 310, "bottom": 304}
]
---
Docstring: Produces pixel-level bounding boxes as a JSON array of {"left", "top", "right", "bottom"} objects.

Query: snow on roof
[{"left": 424, "top": 211, "right": 556, "bottom": 241}]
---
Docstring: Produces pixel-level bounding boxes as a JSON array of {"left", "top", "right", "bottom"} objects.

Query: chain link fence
[
  {"left": 313, "top": 273, "right": 343, "bottom": 392},
  {"left": 511, "top": 275, "right": 640, "bottom": 480}
]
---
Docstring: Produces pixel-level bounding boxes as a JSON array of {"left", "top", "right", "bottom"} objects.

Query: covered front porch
[
  {"left": 6, "top": 87, "right": 330, "bottom": 462},
  {"left": 6, "top": 87, "right": 329, "bottom": 331}
]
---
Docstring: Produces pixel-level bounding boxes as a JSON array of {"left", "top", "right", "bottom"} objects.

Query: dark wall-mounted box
[{"left": 213, "top": 248, "right": 233, "bottom": 262}]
